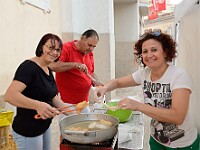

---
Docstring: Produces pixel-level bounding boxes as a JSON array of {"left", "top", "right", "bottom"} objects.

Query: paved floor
[
  {"left": 51, "top": 116, "right": 60, "bottom": 150},
  {"left": 143, "top": 115, "right": 151, "bottom": 150}
]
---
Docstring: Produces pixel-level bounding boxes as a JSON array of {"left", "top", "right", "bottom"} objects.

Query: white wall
[
  {"left": 0, "top": 0, "right": 62, "bottom": 95},
  {"left": 114, "top": 1, "right": 139, "bottom": 42},
  {"left": 114, "top": 1, "right": 140, "bottom": 79},
  {"left": 61, "top": 0, "right": 73, "bottom": 33},
  {"left": 175, "top": 1, "right": 200, "bottom": 132},
  {"left": 62, "top": 0, "right": 114, "bottom": 34}
]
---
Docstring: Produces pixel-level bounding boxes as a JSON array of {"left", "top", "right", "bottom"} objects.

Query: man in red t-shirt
[{"left": 49, "top": 29, "right": 101, "bottom": 113}]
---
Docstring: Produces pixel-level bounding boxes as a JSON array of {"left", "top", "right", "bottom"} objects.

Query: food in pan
[
  {"left": 76, "top": 100, "right": 89, "bottom": 114},
  {"left": 65, "top": 119, "right": 113, "bottom": 131},
  {"left": 67, "top": 126, "right": 89, "bottom": 131},
  {"left": 99, "top": 119, "right": 113, "bottom": 126},
  {"left": 88, "top": 121, "right": 108, "bottom": 130},
  {"left": 88, "top": 119, "right": 112, "bottom": 130}
]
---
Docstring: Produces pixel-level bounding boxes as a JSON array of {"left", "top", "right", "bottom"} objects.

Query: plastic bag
[{"left": 0, "top": 109, "right": 14, "bottom": 127}]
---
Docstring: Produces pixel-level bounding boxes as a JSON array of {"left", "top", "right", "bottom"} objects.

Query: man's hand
[{"left": 76, "top": 63, "right": 88, "bottom": 74}]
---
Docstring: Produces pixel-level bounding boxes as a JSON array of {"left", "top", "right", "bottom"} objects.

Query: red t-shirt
[{"left": 55, "top": 40, "right": 94, "bottom": 104}]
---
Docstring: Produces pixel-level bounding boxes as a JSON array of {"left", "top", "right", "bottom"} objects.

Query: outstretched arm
[
  {"left": 118, "top": 88, "right": 190, "bottom": 125},
  {"left": 49, "top": 61, "right": 88, "bottom": 74},
  {"left": 93, "top": 75, "right": 139, "bottom": 101}
]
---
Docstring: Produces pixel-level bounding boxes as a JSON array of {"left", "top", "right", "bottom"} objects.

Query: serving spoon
[{"left": 86, "top": 73, "right": 104, "bottom": 86}]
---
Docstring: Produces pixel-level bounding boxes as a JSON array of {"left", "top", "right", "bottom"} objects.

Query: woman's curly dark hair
[{"left": 134, "top": 31, "right": 177, "bottom": 67}]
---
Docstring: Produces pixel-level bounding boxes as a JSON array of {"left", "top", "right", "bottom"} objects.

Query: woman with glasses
[
  {"left": 94, "top": 30, "right": 199, "bottom": 150},
  {"left": 4, "top": 33, "right": 68, "bottom": 150}
]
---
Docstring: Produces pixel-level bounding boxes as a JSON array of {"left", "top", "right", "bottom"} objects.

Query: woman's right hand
[
  {"left": 35, "top": 101, "right": 59, "bottom": 119},
  {"left": 93, "top": 86, "right": 107, "bottom": 102}
]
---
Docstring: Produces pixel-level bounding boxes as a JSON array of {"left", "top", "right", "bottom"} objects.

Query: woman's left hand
[{"left": 118, "top": 97, "right": 141, "bottom": 111}]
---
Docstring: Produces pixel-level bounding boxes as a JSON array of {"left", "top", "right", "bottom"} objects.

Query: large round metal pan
[{"left": 59, "top": 113, "right": 119, "bottom": 144}]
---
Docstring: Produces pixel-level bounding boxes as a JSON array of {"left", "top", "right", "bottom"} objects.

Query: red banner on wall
[
  {"left": 148, "top": 6, "right": 158, "bottom": 20},
  {"left": 152, "top": 0, "right": 166, "bottom": 12}
]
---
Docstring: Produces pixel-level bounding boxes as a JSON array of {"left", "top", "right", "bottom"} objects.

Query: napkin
[{"left": 118, "top": 124, "right": 132, "bottom": 144}]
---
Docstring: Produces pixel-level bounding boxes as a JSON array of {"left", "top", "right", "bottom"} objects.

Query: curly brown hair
[{"left": 134, "top": 31, "right": 177, "bottom": 67}]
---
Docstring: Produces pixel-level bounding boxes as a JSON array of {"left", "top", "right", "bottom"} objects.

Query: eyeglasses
[
  {"left": 44, "top": 44, "right": 61, "bottom": 53},
  {"left": 139, "top": 29, "right": 161, "bottom": 40}
]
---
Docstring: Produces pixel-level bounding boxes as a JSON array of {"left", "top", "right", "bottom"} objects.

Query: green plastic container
[{"left": 106, "top": 101, "right": 133, "bottom": 123}]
